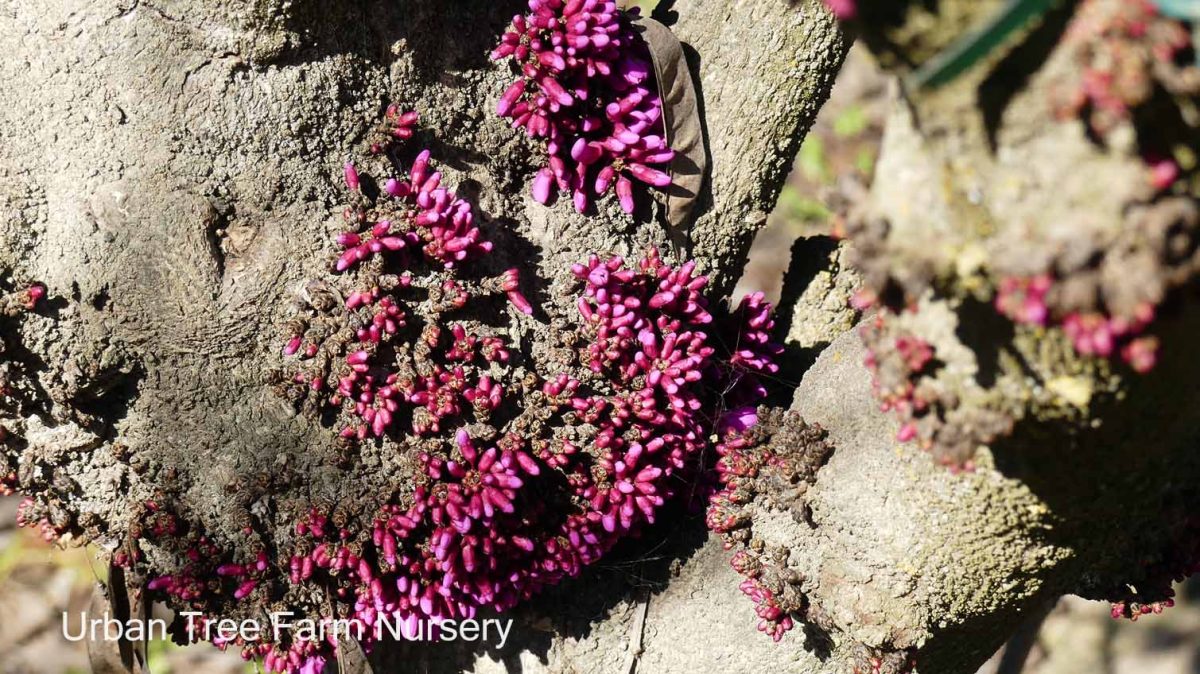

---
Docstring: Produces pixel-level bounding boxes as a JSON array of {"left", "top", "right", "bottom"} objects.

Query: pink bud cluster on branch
[
  {"left": 725, "top": 291, "right": 786, "bottom": 407},
  {"left": 369, "top": 105, "right": 419, "bottom": 155},
  {"left": 0, "top": 281, "right": 46, "bottom": 316},
  {"left": 1103, "top": 505, "right": 1200, "bottom": 621},
  {"left": 250, "top": 249, "right": 786, "bottom": 671},
  {"left": 861, "top": 316, "right": 936, "bottom": 444},
  {"left": 859, "top": 313, "right": 1013, "bottom": 468},
  {"left": 1053, "top": 0, "right": 1200, "bottom": 194},
  {"left": 135, "top": 502, "right": 227, "bottom": 603},
  {"left": 850, "top": 646, "right": 919, "bottom": 674},
  {"left": 337, "top": 148, "right": 496, "bottom": 274},
  {"left": 995, "top": 273, "right": 1161, "bottom": 373},
  {"left": 821, "top": 0, "right": 857, "bottom": 20},
  {"left": 705, "top": 402, "right": 917, "bottom": 674},
  {"left": 1054, "top": 0, "right": 1196, "bottom": 140},
  {"left": 1, "top": 280, "right": 50, "bottom": 464},
  {"left": 492, "top": 1, "right": 674, "bottom": 214},
  {"left": 988, "top": 191, "right": 1200, "bottom": 377},
  {"left": 119, "top": 96, "right": 792, "bottom": 672},
  {"left": 706, "top": 406, "right": 834, "bottom": 641},
  {"left": 274, "top": 111, "right": 532, "bottom": 443},
  {"left": 22, "top": 283, "right": 45, "bottom": 311},
  {"left": 15, "top": 496, "right": 67, "bottom": 542},
  {"left": 132, "top": 503, "right": 316, "bottom": 670},
  {"left": 0, "top": 470, "right": 16, "bottom": 497}
]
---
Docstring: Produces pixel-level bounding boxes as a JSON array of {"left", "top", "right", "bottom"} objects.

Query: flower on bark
[{"left": 493, "top": 1, "right": 675, "bottom": 214}]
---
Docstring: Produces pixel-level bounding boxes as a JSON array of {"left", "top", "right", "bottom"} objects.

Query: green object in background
[
  {"left": 907, "top": 0, "right": 1200, "bottom": 90},
  {"left": 1153, "top": 0, "right": 1200, "bottom": 20},
  {"left": 627, "top": 0, "right": 660, "bottom": 11},
  {"left": 907, "top": 0, "right": 1057, "bottom": 90},
  {"left": 854, "top": 147, "right": 876, "bottom": 176},
  {"left": 1151, "top": 0, "right": 1200, "bottom": 66},
  {"left": 776, "top": 185, "right": 831, "bottom": 225},
  {"left": 833, "top": 105, "right": 869, "bottom": 138},
  {"left": 797, "top": 137, "right": 829, "bottom": 183}
]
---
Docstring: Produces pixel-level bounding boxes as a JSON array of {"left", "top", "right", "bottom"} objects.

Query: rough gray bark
[
  {"left": 451, "top": 4, "right": 1200, "bottom": 672},
  {"left": 0, "top": 0, "right": 843, "bottom": 546},
  {"left": 0, "top": 0, "right": 864, "bottom": 671}
]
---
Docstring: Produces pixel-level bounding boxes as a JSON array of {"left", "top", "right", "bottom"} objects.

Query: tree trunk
[{"left": 3, "top": 0, "right": 1197, "bottom": 673}]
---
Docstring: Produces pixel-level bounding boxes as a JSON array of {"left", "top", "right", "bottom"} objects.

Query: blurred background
[{"left": 2, "top": 23, "right": 1197, "bottom": 674}]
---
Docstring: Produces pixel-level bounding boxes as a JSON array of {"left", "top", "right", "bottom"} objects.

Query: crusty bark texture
[{"left": 2, "top": 0, "right": 1197, "bottom": 673}]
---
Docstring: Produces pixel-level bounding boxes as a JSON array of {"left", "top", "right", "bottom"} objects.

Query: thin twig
[
  {"left": 995, "top": 601, "right": 1055, "bottom": 674},
  {"left": 622, "top": 592, "right": 652, "bottom": 674}
]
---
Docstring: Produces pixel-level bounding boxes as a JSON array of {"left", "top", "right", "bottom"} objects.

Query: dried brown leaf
[
  {"left": 633, "top": 15, "right": 708, "bottom": 254},
  {"left": 87, "top": 565, "right": 147, "bottom": 674},
  {"left": 335, "top": 636, "right": 375, "bottom": 674}
]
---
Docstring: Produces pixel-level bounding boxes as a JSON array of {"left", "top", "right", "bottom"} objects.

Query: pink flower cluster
[
  {"left": 995, "top": 275, "right": 1160, "bottom": 373},
  {"left": 739, "top": 576, "right": 795, "bottom": 642},
  {"left": 862, "top": 309, "right": 1020, "bottom": 467},
  {"left": 1051, "top": 0, "right": 1200, "bottom": 196},
  {"left": 138, "top": 504, "right": 226, "bottom": 604},
  {"left": 492, "top": 1, "right": 674, "bottom": 213},
  {"left": 852, "top": 648, "right": 919, "bottom": 674},
  {"left": 1107, "top": 513, "right": 1200, "bottom": 622},
  {"left": 1064, "top": 309, "right": 1159, "bottom": 373},
  {"left": 0, "top": 281, "right": 45, "bottom": 316},
  {"left": 154, "top": 537, "right": 323, "bottom": 672},
  {"left": 370, "top": 104, "right": 419, "bottom": 155},
  {"left": 725, "top": 291, "right": 785, "bottom": 406},
  {"left": 278, "top": 113, "right": 535, "bottom": 442},
  {"left": 708, "top": 428, "right": 797, "bottom": 641},
  {"left": 1111, "top": 597, "right": 1176, "bottom": 621},
  {"left": 1055, "top": 0, "right": 1193, "bottom": 138},
  {"left": 701, "top": 295, "right": 813, "bottom": 643},
  {"left": 15, "top": 496, "right": 65, "bottom": 542},
  {"left": 861, "top": 317, "right": 935, "bottom": 445},
  {"left": 1146, "top": 153, "right": 1182, "bottom": 192},
  {"left": 994, "top": 274, "right": 1052, "bottom": 327},
  {"left": 320, "top": 319, "right": 515, "bottom": 441},
  {"left": 22, "top": 283, "right": 45, "bottom": 311},
  {"left": 337, "top": 148, "right": 496, "bottom": 273},
  {"left": 706, "top": 407, "right": 833, "bottom": 641},
  {"left": 822, "top": 0, "right": 857, "bottom": 20},
  {"left": 572, "top": 250, "right": 713, "bottom": 372},
  {"left": 249, "top": 251, "right": 773, "bottom": 671}
]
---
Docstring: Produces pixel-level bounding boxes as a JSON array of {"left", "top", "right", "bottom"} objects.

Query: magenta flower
[
  {"left": 822, "top": 0, "right": 857, "bottom": 20},
  {"left": 155, "top": 99, "right": 789, "bottom": 672},
  {"left": 492, "top": 1, "right": 675, "bottom": 213},
  {"left": 719, "top": 406, "right": 759, "bottom": 435}
]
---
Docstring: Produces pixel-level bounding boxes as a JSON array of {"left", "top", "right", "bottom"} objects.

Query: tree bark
[
  {"left": 0, "top": 0, "right": 859, "bottom": 671},
  {"left": 0, "top": 0, "right": 843, "bottom": 542},
  {"left": 5, "top": 1, "right": 1196, "bottom": 673},
  {"left": 449, "top": 3, "right": 1200, "bottom": 672}
]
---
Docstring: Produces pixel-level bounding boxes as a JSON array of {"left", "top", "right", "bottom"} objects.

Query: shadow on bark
[
  {"left": 988, "top": 299, "right": 1200, "bottom": 599},
  {"left": 366, "top": 507, "right": 712, "bottom": 673},
  {"left": 261, "top": 0, "right": 525, "bottom": 75}
]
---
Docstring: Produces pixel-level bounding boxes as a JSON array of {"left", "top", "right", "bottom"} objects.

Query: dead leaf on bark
[
  {"left": 633, "top": 15, "right": 708, "bottom": 254},
  {"left": 87, "top": 564, "right": 147, "bottom": 674},
  {"left": 335, "top": 634, "right": 375, "bottom": 674}
]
